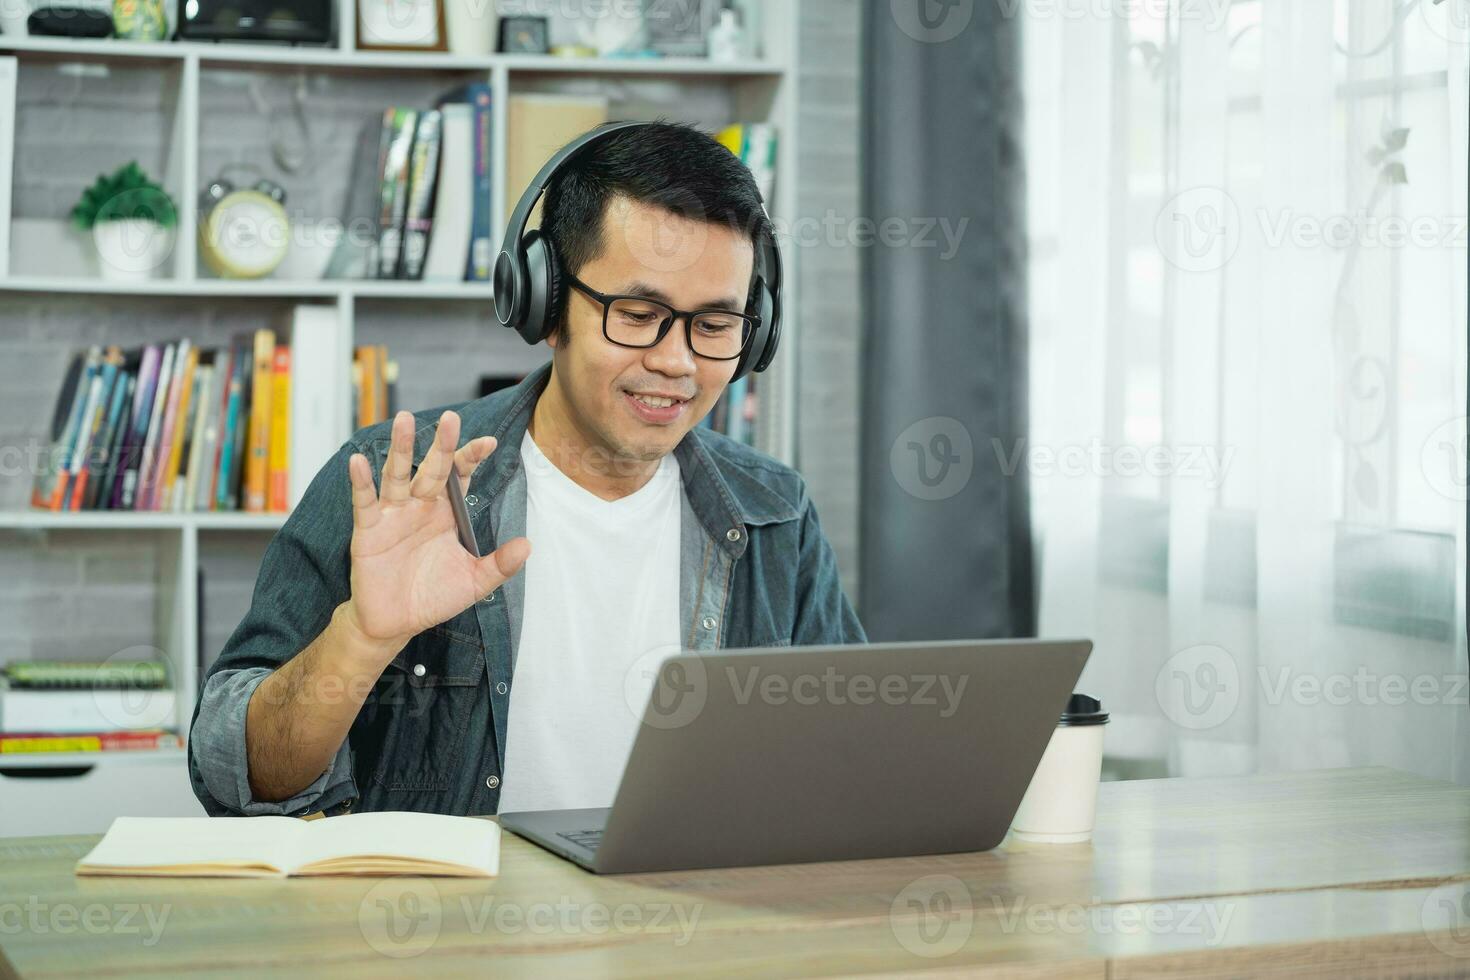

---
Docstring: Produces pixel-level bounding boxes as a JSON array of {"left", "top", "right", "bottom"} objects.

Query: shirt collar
[{"left": 441, "top": 361, "right": 799, "bottom": 557}]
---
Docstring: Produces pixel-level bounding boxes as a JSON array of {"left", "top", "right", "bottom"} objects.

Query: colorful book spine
[
  {"left": 110, "top": 344, "right": 161, "bottom": 510},
  {"left": 61, "top": 352, "right": 119, "bottom": 510},
  {"left": 29, "top": 349, "right": 86, "bottom": 508},
  {"left": 132, "top": 341, "right": 177, "bottom": 511},
  {"left": 244, "top": 329, "right": 275, "bottom": 512},
  {"left": 355, "top": 345, "right": 378, "bottom": 429},
  {"left": 226, "top": 341, "right": 253, "bottom": 511},
  {"left": 4, "top": 659, "right": 169, "bottom": 688},
  {"left": 204, "top": 347, "right": 235, "bottom": 511},
  {"left": 466, "top": 85, "right": 492, "bottom": 280},
  {"left": 78, "top": 359, "right": 131, "bottom": 510},
  {"left": 374, "top": 345, "right": 388, "bottom": 425},
  {"left": 181, "top": 363, "right": 215, "bottom": 512},
  {"left": 89, "top": 372, "right": 135, "bottom": 510},
  {"left": 215, "top": 345, "right": 246, "bottom": 511},
  {"left": 41, "top": 346, "right": 101, "bottom": 510},
  {"left": 0, "top": 731, "right": 181, "bottom": 754},
  {"left": 401, "top": 109, "right": 443, "bottom": 280},
  {"left": 158, "top": 344, "right": 199, "bottom": 511},
  {"left": 378, "top": 108, "right": 418, "bottom": 280},
  {"left": 267, "top": 346, "right": 291, "bottom": 512}
]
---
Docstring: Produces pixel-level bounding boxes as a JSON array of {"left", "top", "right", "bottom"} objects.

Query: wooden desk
[{"left": 2, "top": 767, "right": 1469, "bottom": 977}]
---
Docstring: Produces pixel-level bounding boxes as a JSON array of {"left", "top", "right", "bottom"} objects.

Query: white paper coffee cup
[{"left": 1010, "top": 693, "right": 1108, "bottom": 843}]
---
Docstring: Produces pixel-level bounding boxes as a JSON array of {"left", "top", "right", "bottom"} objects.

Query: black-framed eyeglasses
[{"left": 565, "top": 271, "right": 759, "bottom": 361}]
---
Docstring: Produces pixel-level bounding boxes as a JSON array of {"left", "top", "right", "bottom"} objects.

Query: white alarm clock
[{"left": 197, "top": 167, "right": 291, "bottom": 279}]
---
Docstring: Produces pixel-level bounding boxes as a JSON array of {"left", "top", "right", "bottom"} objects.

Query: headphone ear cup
[
  {"left": 519, "top": 230, "right": 564, "bottom": 345},
  {"left": 731, "top": 275, "right": 778, "bottom": 381},
  {"left": 750, "top": 275, "right": 780, "bottom": 374}
]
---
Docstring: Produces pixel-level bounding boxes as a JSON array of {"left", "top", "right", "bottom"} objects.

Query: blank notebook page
[
  {"left": 80, "top": 816, "right": 306, "bottom": 870},
  {"left": 296, "top": 812, "right": 500, "bottom": 874}
]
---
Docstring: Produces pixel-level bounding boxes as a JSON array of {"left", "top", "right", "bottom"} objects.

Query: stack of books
[
  {"left": 31, "top": 307, "right": 353, "bottom": 514},
  {"left": 0, "top": 660, "right": 179, "bottom": 755},
  {"left": 371, "top": 82, "right": 493, "bottom": 282}
]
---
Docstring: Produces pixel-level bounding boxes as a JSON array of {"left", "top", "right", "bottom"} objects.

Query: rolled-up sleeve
[
  {"left": 190, "top": 667, "right": 356, "bottom": 816},
  {"left": 187, "top": 440, "right": 363, "bottom": 817}
]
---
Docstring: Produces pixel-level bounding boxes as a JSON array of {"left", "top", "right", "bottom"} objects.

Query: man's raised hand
[{"left": 341, "top": 409, "right": 530, "bottom": 662}]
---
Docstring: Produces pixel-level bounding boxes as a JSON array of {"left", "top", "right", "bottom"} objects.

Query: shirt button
[
  {"left": 412, "top": 664, "right": 426, "bottom": 677},
  {"left": 479, "top": 590, "right": 496, "bottom": 605},
  {"left": 701, "top": 616, "right": 717, "bottom": 631},
  {"left": 465, "top": 494, "right": 479, "bottom": 507},
  {"left": 496, "top": 681, "right": 508, "bottom": 695},
  {"left": 726, "top": 527, "right": 742, "bottom": 542},
  {"left": 485, "top": 775, "right": 500, "bottom": 789}
]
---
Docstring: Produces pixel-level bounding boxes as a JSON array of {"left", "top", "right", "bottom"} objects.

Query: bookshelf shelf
[
  {"left": 0, "top": 1, "right": 799, "bottom": 832},
  {"left": 497, "top": 54, "right": 783, "bottom": 76},
  {"left": 0, "top": 35, "right": 783, "bottom": 77},
  {"left": 0, "top": 747, "right": 187, "bottom": 770},
  {"left": 0, "top": 511, "right": 288, "bottom": 531},
  {"left": 0, "top": 275, "right": 498, "bottom": 301}
]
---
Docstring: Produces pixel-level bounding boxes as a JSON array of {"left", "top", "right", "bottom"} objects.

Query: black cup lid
[{"left": 1059, "top": 693, "right": 1109, "bottom": 726}]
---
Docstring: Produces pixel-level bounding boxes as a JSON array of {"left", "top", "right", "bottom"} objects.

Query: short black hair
[{"left": 541, "top": 120, "right": 771, "bottom": 328}]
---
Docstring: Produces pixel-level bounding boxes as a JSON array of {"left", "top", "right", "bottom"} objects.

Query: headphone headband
[
  {"left": 495, "top": 120, "right": 650, "bottom": 314},
  {"left": 492, "top": 121, "right": 782, "bottom": 381}
]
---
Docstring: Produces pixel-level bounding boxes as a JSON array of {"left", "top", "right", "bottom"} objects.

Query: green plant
[{"left": 70, "top": 161, "right": 178, "bottom": 231}]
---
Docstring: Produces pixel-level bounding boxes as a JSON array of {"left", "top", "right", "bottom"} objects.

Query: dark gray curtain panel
[{"left": 858, "top": 0, "right": 1035, "bottom": 641}]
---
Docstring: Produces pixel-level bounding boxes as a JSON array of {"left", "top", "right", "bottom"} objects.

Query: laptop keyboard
[{"left": 557, "top": 828, "right": 604, "bottom": 853}]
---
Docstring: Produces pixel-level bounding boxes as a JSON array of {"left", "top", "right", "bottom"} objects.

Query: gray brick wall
[
  {"left": 11, "top": 61, "right": 177, "bottom": 221},
  {"left": 794, "top": 0, "right": 862, "bottom": 598},
  {"left": 0, "top": 530, "right": 161, "bottom": 664},
  {"left": 198, "top": 531, "right": 271, "bottom": 673}
]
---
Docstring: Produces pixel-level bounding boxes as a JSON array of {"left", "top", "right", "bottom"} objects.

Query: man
[{"left": 189, "top": 121, "right": 865, "bottom": 818}]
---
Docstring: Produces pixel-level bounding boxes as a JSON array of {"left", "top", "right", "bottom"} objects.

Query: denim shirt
[{"left": 188, "top": 363, "right": 866, "bottom": 817}]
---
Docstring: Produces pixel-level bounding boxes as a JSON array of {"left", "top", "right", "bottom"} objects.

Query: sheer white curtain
[{"left": 1024, "top": 0, "right": 1469, "bottom": 784}]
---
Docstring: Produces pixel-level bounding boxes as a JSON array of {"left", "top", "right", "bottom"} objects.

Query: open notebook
[{"left": 76, "top": 812, "right": 500, "bottom": 878}]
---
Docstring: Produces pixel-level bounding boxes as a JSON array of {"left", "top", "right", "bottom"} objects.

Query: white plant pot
[
  {"left": 93, "top": 218, "right": 175, "bottom": 281},
  {"left": 0, "top": 3, "right": 29, "bottom": 37}
]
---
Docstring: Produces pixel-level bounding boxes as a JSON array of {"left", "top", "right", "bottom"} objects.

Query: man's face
[{"left": 547, "top": 194, "right": 755, "bottom": 463}]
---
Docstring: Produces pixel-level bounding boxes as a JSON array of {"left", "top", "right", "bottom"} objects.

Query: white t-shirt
[{"left": 495, "top": 430, "right": 682, "bottom": 813}]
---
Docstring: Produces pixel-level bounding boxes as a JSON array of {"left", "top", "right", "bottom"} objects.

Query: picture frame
[
  {"left": 497, "top": 15, "right": 549, "bottom": 54},
  {"left": 641, "top": 0, "right": 716, "bottom": 57},
  {"left": 357, "top": 0, "right": 448, "bottom": 52}
]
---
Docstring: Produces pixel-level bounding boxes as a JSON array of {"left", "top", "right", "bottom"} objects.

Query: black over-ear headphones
[{"left": 492, "top": 120, "right": 783, "bottom": 381}]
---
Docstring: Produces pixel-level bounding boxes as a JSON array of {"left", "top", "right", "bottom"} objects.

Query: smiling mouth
[
  {"left": 626, "top": 392, "right": 692, "bottom": 408},
  {"left": 622, "top": 389, "right": 695, "bottom": 426}
]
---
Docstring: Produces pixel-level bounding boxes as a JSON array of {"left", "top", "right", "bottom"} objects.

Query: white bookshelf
[{"left": 0, "top": 2, "right": 800, "bottom": 829}]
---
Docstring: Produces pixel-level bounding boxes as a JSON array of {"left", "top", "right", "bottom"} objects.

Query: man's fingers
[
  {"left": 379, "top": 411, "right": 415, "bottom": 504},
  {"left": 348, "top": 453, "right": 380, "bottom": 529},
  {"left": 453, "top": 436, "right": 497, "bottom": 488},
  {"left": 410, "top": 411, "right": 460, "bottom": 500},
  {"left": 472, "top": 536, "right": 531, "bottom": 596}
]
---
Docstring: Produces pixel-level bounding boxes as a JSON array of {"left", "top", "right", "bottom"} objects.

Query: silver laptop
[{"left": 498, "top": 637, "right": 1093, "bottom": 874}]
